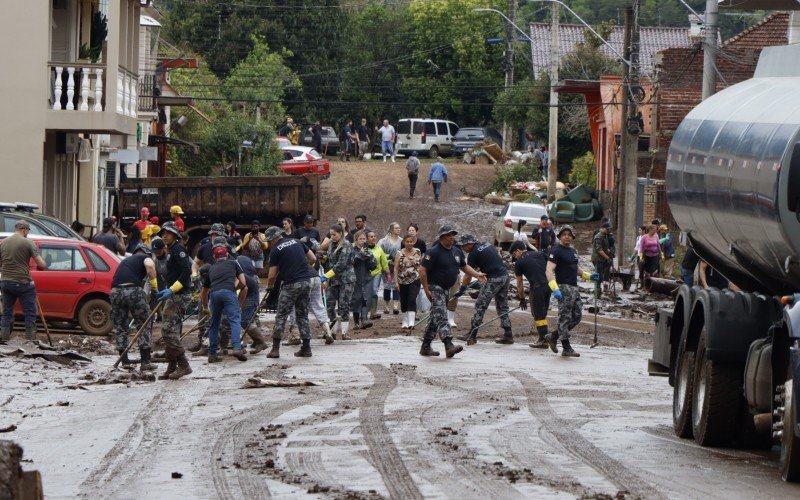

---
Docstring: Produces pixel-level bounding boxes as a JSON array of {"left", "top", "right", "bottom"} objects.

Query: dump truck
[
  {"left": 116, "top": 174, "right": 320, "bottom": 252},
  {"left": 648, "top": 44, "right": 800, "bottom": 481}
]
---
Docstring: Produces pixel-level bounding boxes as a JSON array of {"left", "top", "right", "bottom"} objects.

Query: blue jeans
[
  {"left": 432, "top": 181, "right": 443, "bottom": 200},
  {"left": 1, "top": 280, "right": 37, "bottom": 328},
  {"left": 680, "top": 267, "right": 694, "bottom": 287},
  {"left": 241, "top": 290, "right": 259, "bottom": 329},
  {"left": 381, "top": 140, "right": 394, "bottom": 158},
  {"left": 208, "top": 289, "right": 242, "bottom": 355}
]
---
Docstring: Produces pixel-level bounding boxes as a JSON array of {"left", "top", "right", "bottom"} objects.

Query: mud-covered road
[{"left": 2, "top": 335, "right": 798, "bottom": 499}]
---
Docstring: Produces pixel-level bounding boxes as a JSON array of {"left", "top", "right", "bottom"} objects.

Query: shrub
[
  {"left": 567, "top": 151, "right": 596, "bottom": 186},
  {"left": 491, "top": 162, "right": 542, "bottom": 193}
]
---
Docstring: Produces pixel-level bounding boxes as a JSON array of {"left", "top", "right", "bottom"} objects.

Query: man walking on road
[
  {"left": 545, "top": 225, "right": 599, "bottom": 358},
  {"left": 406, "top": 151, "right": 420, "bottom": 199},
  {"left": 265, "top": 227, "right": 317, "bottom": 358},
  {"left": 458, "top": 234, "right": 513, "bottom": 345},
  {"left": 378, "top": 119, "right": 396, "bottom": 162},
  {"left": 0, "top": 220, "right": 48, "bottom": 342},
  {"left": 110, "top": 243, "right": 159, "bottom": 370},
  {"left": 419, "top": 224, "right": 485, "bottom": 358},
  {"left": 428, "top": 157, "right": 448, "bottom": 202},
  {"left": 154, "top": 221, "right": 194, "bottom": 380},
  {"left": 509, "top": 240, "right": 551, "bottom": 348}
]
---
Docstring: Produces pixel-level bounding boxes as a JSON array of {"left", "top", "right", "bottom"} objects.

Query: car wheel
[
  {"left": 429, "top": 146, "right": 439, "bottom": 158},
  {"left": 78, "top": 298, "right": 112, "bottom": 336}
]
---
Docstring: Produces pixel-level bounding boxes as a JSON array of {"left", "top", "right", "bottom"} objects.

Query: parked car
[
  {"left": 301, "top": 126, "right": 340, "bottom": 155},
  {"left": 452, "top": 127, "right": 503, "bottom": 156},
  {"left": 279, "top": 151, "right": 330, "bottom": 179},
  {"left": 0, "top": 235, "right": 121, "bottom": 335},
  {"left": 0, "top": 202, "right": 83, "bottom": 240},
  {"left": 493, "top": 202, "right": 548, "bottom": 250},
  {"left": 396, "top": 118, "right": 459, "bottom": 158}
]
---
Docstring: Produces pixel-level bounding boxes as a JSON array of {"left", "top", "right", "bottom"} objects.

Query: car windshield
[
  {"left": 454, "top": 129, "right": 484, "bottom": 140},
  {"left": 508, "top": 205, "right": 547, "bottom": 219},
  {"left": 35, "top": 216, "right": 82, "bottom": 240}
]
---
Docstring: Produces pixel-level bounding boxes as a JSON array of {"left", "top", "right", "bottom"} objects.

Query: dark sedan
[{"left": 452, "top": 127, "right": 503, "bottom": 156}]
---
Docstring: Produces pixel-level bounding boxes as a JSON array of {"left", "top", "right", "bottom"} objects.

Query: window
[
  {"left": 85, "top": 248, "right": 110, "bottom": 272},
  {"left": 40, "top": 247, "right": 88, "bottom": 271},
  {"left": 449, "top": 123, "right": 459, "bottom": 136},
  {"left": 436, "top": 122, "right": 448, "bottom": 135},
  {"left": 412, "top": 121, "right": 423, "bottom": 134},
  {"left": 509, "top": 205, "right": 547, "bottom": 219},
  {"left": 424, "top": 122, "right": 437, "bottom": 135},
  {"left": 36, "top": 218, "right": 74, "bottom": 238},
  {"left": 4, "top": 216, "right": 47, "bottom": 235},
  {"left": 397, "top": 121, "right": 411, "bottom": 134}
]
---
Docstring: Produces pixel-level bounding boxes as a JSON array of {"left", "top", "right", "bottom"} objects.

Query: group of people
[{"left": 286, "top": 116, "right": 399, "bottom": 163}]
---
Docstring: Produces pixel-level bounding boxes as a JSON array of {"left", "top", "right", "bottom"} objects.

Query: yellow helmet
[{"left": 170, "top": 205, "right": 184, "bottom": 215}]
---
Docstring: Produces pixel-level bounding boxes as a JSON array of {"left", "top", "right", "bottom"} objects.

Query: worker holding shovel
[{"left": 508, "top": 241, "right": 552, "bottom": 349}]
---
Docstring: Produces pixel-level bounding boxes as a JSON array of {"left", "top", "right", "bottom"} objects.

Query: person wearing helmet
[
  {"left": 154, "top": 221, "right": 194, "bottom": 380},
  {"left": 458, "top": 233, "right": 514, "bottom": 346},
  {"left": 141, "top": 216, "right": 161, "bottom": 246},
  {"left": 133, "top": 207, "right": 151, "bottom": 232},
  {"left": 508, "top": 240, "right": 551, "bottom": 349},
  {"left": 170, "top": 205, "right": 185, "bottom": 232},
  {"left": 110, "top": 243, "right": 159, "bottom": 371},
  {"left": 419, "top": 224, "right": 486, "bottom": 358},
  {"left": 545, "top": 225, "right": 599, "bottom": 357}
]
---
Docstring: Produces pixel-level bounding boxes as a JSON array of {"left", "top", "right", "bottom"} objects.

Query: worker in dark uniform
[
  {"left": 545, "top": 225, "right": 599, "bottom": 358},
  {"left": 110, "top": 243, "right": 159, "bottom": 371},
  {"left": 419, "top": 224, "right": 486, "bottom": 358},
  {"left": 509, "top": 240, "right": 551, "bottom": 348},
  {"left": 200, "top": 246, "right": 248, "bottom": 363},
  {"left": 458, "top": 234, "right": 513, "bottom": 345},
  {"left": 265, "top": 227, "right": 317, "bottom": 358},
  {"left": 155, "top": 221, "right": 194, "bottom": 380}
]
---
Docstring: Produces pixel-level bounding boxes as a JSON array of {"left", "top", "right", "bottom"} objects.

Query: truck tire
[
  {"left": 673, "top": 334, "right": 694, "bottom": 438},
  {"left": 691, "top": 327, "right": 742, "bottom": 446},
  {"left": 429, "top": 145, "right": 439, "bottom": 158},
  {"left": 78, "top": 298, "right": 113, "bottom": 336},
  {"left": 780, "top": 367, "right": 800, "bottom": 481}
]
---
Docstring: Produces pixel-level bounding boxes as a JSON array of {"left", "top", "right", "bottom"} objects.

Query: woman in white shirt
[{"left": 512, "top": 220, "right": 535, "bottom": 251}]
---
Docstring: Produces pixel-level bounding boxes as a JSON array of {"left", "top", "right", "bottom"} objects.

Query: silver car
[{"left": 493, "top": 202, "right": 548, "bottom": 250}]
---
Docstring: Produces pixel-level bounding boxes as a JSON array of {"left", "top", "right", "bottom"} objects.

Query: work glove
[
  {"left": 590, "top": 273, "right": 600, "bottom": 282},
  {"left": 155, "top": 289, "right": 174, "bottom": 302},
  {"left": 518, "top": 295, "right": 528, "bottom": 310},
  {"left": 319, "top": 275, "right": 327, "bottom": 284},
  {"left": 552, "top": 289, "right": 563, "bottom": 301}
]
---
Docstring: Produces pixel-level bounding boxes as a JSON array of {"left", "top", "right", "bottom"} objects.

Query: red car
[
  {"left": 1, "top": 235, "right": 121, "bottom": 335},
  {"left": 279, "top": 150, "right": 331, "bottom": 178}
]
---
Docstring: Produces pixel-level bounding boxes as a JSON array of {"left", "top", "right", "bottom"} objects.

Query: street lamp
[{"left": 473, "top": 8, "right": 535, "bottom": 44}]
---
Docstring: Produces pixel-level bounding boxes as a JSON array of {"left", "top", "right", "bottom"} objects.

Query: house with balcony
[{"left": 0, "top": 0, "right": 144, "bottom": 230}]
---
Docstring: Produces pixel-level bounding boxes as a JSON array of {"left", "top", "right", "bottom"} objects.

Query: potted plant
[{"left": 78, "top": 11, "right": 108, "bottom": 63}]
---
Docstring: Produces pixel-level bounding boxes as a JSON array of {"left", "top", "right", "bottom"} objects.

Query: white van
[{"left": 395, "top": 119, "right": 459, "bottom": 157}]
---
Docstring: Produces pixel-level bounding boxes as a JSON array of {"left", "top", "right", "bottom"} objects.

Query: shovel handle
[{"left": 113, "top": 301, "right": 163, "bottom": 369}]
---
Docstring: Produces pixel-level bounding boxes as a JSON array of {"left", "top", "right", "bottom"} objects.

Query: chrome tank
[{"left": 667, "top": 44, "right": 800, "bottom": 295}]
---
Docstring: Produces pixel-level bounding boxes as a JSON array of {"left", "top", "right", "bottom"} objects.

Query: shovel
[
  {"left": 35, "top": 297, "right": 53, "bottom": 346},
  {"left": 112, "top": 302, "right": 163, "bottom": 370},
  {"left": 590, "top": 279, "right": 600, "bottom": 348}
]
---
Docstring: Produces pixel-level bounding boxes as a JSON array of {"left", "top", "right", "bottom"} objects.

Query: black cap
[
  {"left": 304, "top": 215, "right": 314, "bottom": 222},
  {"left": 601, "top": 222, "right": 611, "bottom": 229},
  {"left": 151, "top": 239, "right": 166, "bottom": 251}
]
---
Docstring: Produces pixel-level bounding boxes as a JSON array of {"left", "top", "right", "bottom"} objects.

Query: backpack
[{"left": 247, "top": 234, "right": 263, "bottom": 257}]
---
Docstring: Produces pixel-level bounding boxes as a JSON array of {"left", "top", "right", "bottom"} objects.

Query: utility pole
[
  {"left": 546, "top": 2, "right": 559, "bottom": 202},
  {"left": 614, "top": 7, "right": 632, "bottom": 255},
  {"left": 702, "top": 0, "right": 718, "bottom": 100},
  {"left": 502, "top": 0, "right": 517, "bottom": 151},
  {"left": 619, "top": 3, "right": 641, "bottom": 269}
]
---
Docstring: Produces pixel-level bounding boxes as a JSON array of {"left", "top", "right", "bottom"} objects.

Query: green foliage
[
  {"left": 79, "top": 11, "right": 107, "bottom": 62},
  {"left": 491, "top": 162, "right": 542, "bottom": 194},
  {"left": 568, "top": 151, "right": 596, "bottom": 186}
]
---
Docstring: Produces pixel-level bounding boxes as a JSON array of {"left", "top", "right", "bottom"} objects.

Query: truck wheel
[
  {"left": 78, "top": 298, "right": 112, "bottom": 336},
  {"left": 691, "top": 327, "right": 741, "bottom": 446},
  {"left": 780, "top": 367, "right": 800, "bottom": 481},
  {"left": 673, "top": 334, "right": 694, "bottom": 438}
]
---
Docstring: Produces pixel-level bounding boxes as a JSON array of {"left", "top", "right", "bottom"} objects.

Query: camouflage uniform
[
  {"left": 423, "top": 284, "right": 453, "bottom": 342},
  {"left": 161, "top": 293, "right": 192, "bottom": 348},
  {"left": 273, "top": 280, "right": 312, "bottom": 341},
  {"left": 469, "top": 274, "right": 511, "bottom": 335},
  {"left": 325, "top": 239, "right": 356, "bottom": 322},
  {"left": 110, "top": 286, "right": 152, "bottom": 350},
  {"left": 556, "top": 283, "right": 582, "bottom": 341}
]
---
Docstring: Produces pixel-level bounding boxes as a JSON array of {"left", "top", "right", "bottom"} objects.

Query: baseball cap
[
  {"left": 601, "top": 222, "right": 611, "bottom": 229},
  {"left": 213, "top": 246, "right": 228, "bottom": 260},
  {"left": 151, "top": 216, "right": 159, "bottom": 224},
  {"left": 304, "top": 215, "right": 315, "bottom": 223}
]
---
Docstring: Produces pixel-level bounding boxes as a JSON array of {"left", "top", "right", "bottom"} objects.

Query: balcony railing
[
  {"left": 117, "top": 67, "right": 138, "bottom": 117},
  {"left": 138, "top": 73, "right": 158, "bottom": 113},
  {"left": 49, "top": 63, "right": 106, "bottom": 112}
]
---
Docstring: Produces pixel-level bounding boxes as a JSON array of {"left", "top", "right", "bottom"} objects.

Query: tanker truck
[{"left": 648, "top": 43, "right": 800, "bottom": 481}]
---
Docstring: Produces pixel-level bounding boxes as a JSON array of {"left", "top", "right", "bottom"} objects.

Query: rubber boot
[
  {"left": 545, "top": 332, "right": 559, "bottom": 354},
  {"left": 408, "top": 311, "right": 416, "bottom": 330},
  {"left": 495, "top": 330, "right": 514, "bottom": 345},
  {"left": 401, "top": 312, "right": 409, "bottom": 329},
  {"left": 169, "top": 349, "right": 193, "bottom": 380},
  {"left": 444, "top": 338, "right": 463, "bottom": 358},
  {"left": 118, "top": 349, "right": 135, "bottom": 370},
  {"left": 294, "top": 338, "right": 312, "bottom": 357},
  {"left": 352, "top": 312, "right": 361, "bottom": 330},
  {"left": 159, "top": 347, "right": 177, "bottom": 380},
  {"left": 266, "top": 338, "right": 281, "bottom": 358},
  {"left": 561, "top": 339, "right": 580, "bottom": 358},
  {"left": 139, "top": 348, "right": 156, "bottom": 371},
  {"left": 331, "top": 317, "right": 340, "bottom": 340},
  {"left": 419, "top": 339, "right": 440, "bottom": 357},
  {"left": 340, "top": 322, "right": 352, "bottom": 340},
  {"left": 1, "top": 326, "right": 11, "bottom": 342},
  {"left": 383, "top": 299, "right": 391, "bottom": 315},
  {"left": 359, "top": 310, "right": 372, "bottom": 330},
  {"left": 393, "top": 301, "right": 399, "bottom": 315},
  {"left": 25, "top": 324, "right": 37, "bottom": 341},
  {"left": 370, "top": 301, "right": 381, "bottom": 320},
  {"left": 322, "top": 322, "right": 334, "bottom": 344},
  {"left": 529, "top": 326, "right": 549, "bottom": 349},
  {"left": 447, "top": 311, "right": 457, "bottom": 328},
  {"left": 248, "top": 325, "right": 268, "bottom": 354}
]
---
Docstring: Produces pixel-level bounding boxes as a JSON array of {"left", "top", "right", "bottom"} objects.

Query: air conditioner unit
[{"left": 105, "top": 161, "right": 119, "bottom": 189}]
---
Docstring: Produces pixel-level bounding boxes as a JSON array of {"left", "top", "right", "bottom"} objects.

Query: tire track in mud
[
  {"left": 78, "top": 384, "right": 185, "bottom": 498},
  {"left": 362, "top": 364, "right": 424, "bottom": 500},
  {"left": 511, "top": 371, "right": 666, "bottom": 500}
]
